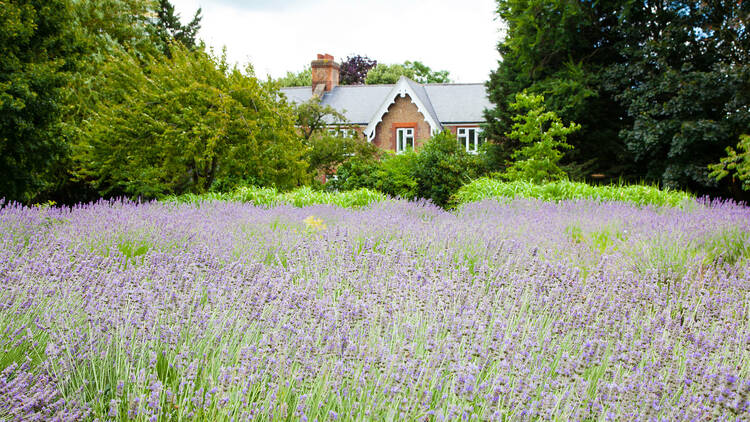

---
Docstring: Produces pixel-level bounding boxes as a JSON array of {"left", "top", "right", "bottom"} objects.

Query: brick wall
[{"left": 372, "top": 94, "right": 431, "bottom": 151}]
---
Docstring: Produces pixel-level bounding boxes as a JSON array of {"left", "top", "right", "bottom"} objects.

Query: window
[
  {"left": 327, "top": 128, "right": 356, "bottom": 138},
  {"left": 396, "top": 128, "right": 414, "bottom": 153},
  {"left": 457, "top": 127, "right": 483, "bottom": 154}
]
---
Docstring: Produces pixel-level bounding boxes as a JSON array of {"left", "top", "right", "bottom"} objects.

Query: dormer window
[
  {"left": 458, "top": 127, "right": 483, "bottom": 154},
  {"left": 396, "top": 127, "right": 415, "bottom": 153}
]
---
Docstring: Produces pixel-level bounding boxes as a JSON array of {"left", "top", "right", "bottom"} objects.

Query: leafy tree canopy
[
  {"left": 307, "top": 131, "right": 380, "bottom": 179},
  {"left": 293, "top": 97, "right": 346, "bottom": 141},
  {"left": 486, "top": 0, "right": 750, "bottom": 197},
  {"left": 293, "top": 96, "right": 379, "bottom": 179},
  {"left": 413, "top": 131, "right": 479, "bottom": 207},
  {"left": 0, "top": 0, "right": 83, "bottom": 202},
  {"left": 331, "top": 131, "right": 482, "bottom": 207},
  {"left": 277, "top": 67, "right": 312, "bottom": 87},
  {"left": 605, "top": 0, "right": 750, "bottom": 193},
  {"left": 484, "top": 0, "right": 629, "bottom": 182},
  {"left": 154, "top": 0, "right": 202, "bottom": 54},
  {"left": 365, "top": 61, "right": 451, "bottom": 84},
  {"left": 73, "top": 46, "right": 307, "bottom": 198},
  {"left": 339, "top": 54, "right": 377, "bottom": 85}
]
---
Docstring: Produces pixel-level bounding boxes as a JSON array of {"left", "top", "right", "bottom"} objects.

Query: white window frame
[
  {"left": 396, "top": 127, "right": 415, "bottom": 153},
  {"left": 327, "top": 128, "right": 356, "bottom": 138},
  {"left": 457, "top": 127, "right": 483, "bottom": 154}
]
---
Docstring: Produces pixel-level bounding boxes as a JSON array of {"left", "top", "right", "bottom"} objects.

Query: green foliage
[
  {"left": 293, "top": 96, "right": 346, "bottom": 141},
  {"left": 277, "top": 67, "right": 312, "bottom": 87},
  {"left": 326, "top": 155, "right": 381, "bottom": 192},
  {"left": 291, "top": 96, "right": 380, "bottom": 181},
  {"left": 605, "top": 1, "right": 750, "bottom": 193},
  {"left": 454, "top": 178, "right": 695, "bottom": 208},
  {"left": 71, "top": 0, "right": 160, "bottom": 56},
  {"left": 487, "top": 0, "right": 749, "bottom": 195},
  {"left": 710, "top": 135, "right": 750, "bottom": 192},
  {"left": 374, "top": 152, "right": 419, "bottom": 200},
  {"left": 502, "top": 92, "right": 580, "bottom": 183},
  {"left": 165, "top": 185, "right": 388, "bottom": 208},
  {"left": 332, "top": 131, "right": 482, "bottom": 207},
  {"left": 153, "top": 0, "right": 202, "bottom": 54},
  {"left": 484, "top": 0, "right": 629, "bottom": 181},
  {"left": 307, "top": 132, "right": 380, "bottom": 179},
  {"left": 413, "top": 131, "right": 480, "bottom": 207},
  {"left": 365, "top": 61, "right": 451, "bottom": 84},
  {"left": 327, "top": 152, "right": 418, "bottom": 200},
  {"left": 0, "top": 0, "right": 83, "bottom": 202},
  {"left": 73, "top": 45, "right": 307, "bottom": 198}
]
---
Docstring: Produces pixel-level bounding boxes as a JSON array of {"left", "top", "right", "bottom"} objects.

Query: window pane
[{"left": 397, "top": 130, "right": 403, "bottom": 151}]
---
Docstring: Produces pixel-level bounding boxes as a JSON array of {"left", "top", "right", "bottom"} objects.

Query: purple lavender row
[{"left": 1, "top": 198, "right": 748, "bottom": 421}]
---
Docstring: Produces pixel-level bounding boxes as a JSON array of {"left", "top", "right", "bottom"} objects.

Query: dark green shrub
[
  {"left": 374, "top": 151, "right": 419, "bottom": 199},
  {"left": 327, "top": 156, "right": 380, "bottom": 192},
  {"left": 414, "top": 131, "right": 481, "bottom": 207}
]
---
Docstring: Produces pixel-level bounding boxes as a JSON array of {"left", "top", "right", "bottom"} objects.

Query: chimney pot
[{"left": 311, "top": 53, "right": 339, "bottom": 94}]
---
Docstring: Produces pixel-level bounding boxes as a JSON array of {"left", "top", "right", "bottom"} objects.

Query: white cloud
[{"left": 170, "top": 0, "right": 504, "bottom": 82}]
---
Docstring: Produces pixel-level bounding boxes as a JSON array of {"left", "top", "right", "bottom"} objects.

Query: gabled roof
[
  {"left": 363, "top": 77, "right": 442, "bottom": 141},
  {"left": 279, "top": 77, "right": 490, "bottom": 136}
]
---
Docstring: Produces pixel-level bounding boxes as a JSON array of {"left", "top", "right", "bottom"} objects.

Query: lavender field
[{"left": 1, "top": 198, "right": 749, "bottom": 421}]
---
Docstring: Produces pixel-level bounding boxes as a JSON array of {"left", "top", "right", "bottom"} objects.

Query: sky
[{"left": 169, "top": 0, "right": 504, "bottom": 83}]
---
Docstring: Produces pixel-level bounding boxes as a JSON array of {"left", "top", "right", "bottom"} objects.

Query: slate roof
[{"left": 280, "top": 78, "right": 490, "bottom": 126}]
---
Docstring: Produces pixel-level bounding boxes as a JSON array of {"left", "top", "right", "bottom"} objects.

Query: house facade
[{"left": 280, "top": 54, "right": 491, "bottom": 154}]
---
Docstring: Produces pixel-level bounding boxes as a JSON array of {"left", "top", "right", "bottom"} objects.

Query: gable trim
[{"left": 363, "top": 77, "right": 442, "bottom": 142}]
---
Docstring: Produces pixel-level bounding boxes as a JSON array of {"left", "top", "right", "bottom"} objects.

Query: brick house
[{"left": 280, "top": 54, "right": 491, "bottom": 155}]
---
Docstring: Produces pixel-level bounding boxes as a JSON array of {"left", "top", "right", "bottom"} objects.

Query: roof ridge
[{"left": 423, "top": 82, "right": 486, "bottom": 86}]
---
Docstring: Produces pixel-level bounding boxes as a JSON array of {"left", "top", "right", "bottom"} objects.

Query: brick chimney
[{"left": 311, "top": 53, "right": 339, "bottom": 96}]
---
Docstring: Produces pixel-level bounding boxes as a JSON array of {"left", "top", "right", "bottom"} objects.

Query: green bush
[
  {"left": 453, "top": 178, "right": 695, "bottom": 208},
  {"left": 414, "top": 131, "right": 481, "bottom": 207},
  {"left": 326, "top": 156, "right": 380, "bottom": 192},
  {"left": 374, "top": 151, "right": 419, "bottom": 199}
]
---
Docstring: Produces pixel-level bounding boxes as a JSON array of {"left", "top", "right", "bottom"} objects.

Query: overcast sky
[{"left": 169, "top": 0, "right": 504, "bottom": 83}]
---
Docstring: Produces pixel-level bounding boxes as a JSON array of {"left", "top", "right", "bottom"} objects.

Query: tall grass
[
  {"left": 163, "top": 186, "right": 388, "bottom": 208},
  {"left": 453, "top": 178, "right": 695, "bottom": 208}
]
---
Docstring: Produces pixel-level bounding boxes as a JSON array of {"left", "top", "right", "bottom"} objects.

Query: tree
[
  {"left": 604, "top": 0, "right": 750, "bottom": 193},
  {"left": 339, "top": 55, "right": 377, "bottom": 85},
  {"left": 484, "top": 0, "right": 630, "bottom": 182},
  {"left": 72, "top": 0, "right": 162, "bottom": 56},
  {"left": 292, "top": 97, "right": 378, "bottom": 180},
  {"left": 277, "top": 67, "right": 311, "bottom": 87},
  {"left": 73, "top": 46, "right": 307, "bottom": 198},
  {"left": 365, "top": 61, "right": 451, "bottom": 84},
  {"left": 502, "top": 92, "right": 580, "bottom": 184},
  {"left": 33, "top": 0, "right": 173, "bottom": 205},
  {"left": 0, "top": 0, "right": 83, "bottom": 203},
  {"left": 710, "top": 135, "right": 750, "bottom": 193},
  {"left": 154, "top": 0, "right": 202, "bottom": 53},
  {"left": 293, "top": 97, "right": 346, "bottom": 141}
]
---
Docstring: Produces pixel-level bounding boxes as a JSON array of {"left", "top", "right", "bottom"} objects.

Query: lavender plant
[{"left": 0, "top": 197, "right": 748, "bottom": 421}]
